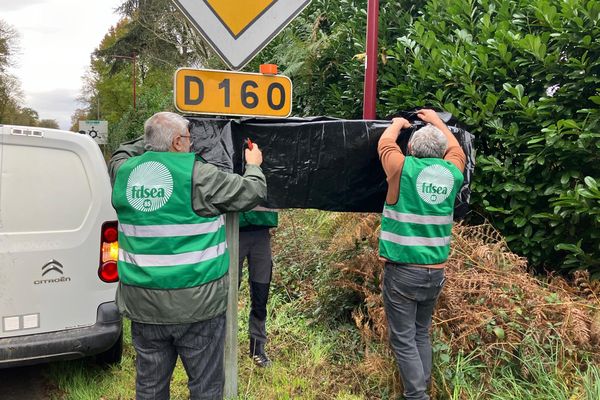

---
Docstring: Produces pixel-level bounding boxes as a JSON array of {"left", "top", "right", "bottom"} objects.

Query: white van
[{"left": 0, "top": 125, "right": 122, "bottom": 367}]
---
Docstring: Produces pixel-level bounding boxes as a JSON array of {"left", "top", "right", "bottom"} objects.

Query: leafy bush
[
  {"left": 267, "top": 0, "right": 600, "bottom": 274},
  {"left": 377, "top": 0, "right": 600, "bottom": 274}
]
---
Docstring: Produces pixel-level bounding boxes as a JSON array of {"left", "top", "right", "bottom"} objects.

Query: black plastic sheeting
[{"left": 188, "top": 115, "right": 475, "bottom": 218}]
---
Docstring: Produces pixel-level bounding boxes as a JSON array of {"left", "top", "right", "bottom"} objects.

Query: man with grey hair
[
  {"left": 109, "top": 111, "right": 267, "bottom": 400},
  {"left": 378, "top": 109, "right": 466, "bottom": 400}
]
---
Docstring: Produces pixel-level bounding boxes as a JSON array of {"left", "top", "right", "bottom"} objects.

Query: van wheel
[{"left": 95, "top": 332, "right": 123, "bottom": 366}]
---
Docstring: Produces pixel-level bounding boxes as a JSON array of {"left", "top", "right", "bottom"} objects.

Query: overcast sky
[{"left": 2, "top": 0, "right": 124, "bottom": 129}]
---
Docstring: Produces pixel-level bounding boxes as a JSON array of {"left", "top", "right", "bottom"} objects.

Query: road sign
[
  {"left": 78, "top": 120, "right": 108, "bottom": 145},
  {"left": 174, "top": 68, "right": 292, "bottom": 117},
  {"left": 172, "top": 0, "right": 311, "bottom": 70}
]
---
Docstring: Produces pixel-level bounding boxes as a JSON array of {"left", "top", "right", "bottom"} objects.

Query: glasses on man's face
[{"left": 180, "top": 132, "right": 193, "bottom": 147}]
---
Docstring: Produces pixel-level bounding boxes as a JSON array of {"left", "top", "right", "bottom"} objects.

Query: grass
[
  {"left": 429, "top": 338, "right": 600, "bottom": 400},
  {"left": 45, "top": 287, "right": 600, "bottom": 399},
  {"left": 45, "top": 279, "right": 377, "bottom": 400}
]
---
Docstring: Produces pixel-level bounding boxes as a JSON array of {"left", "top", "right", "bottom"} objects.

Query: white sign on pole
[
  {"left": 172, "top": 0, "right": 311, "bottom": 70},
  {"left": 78, "top": 120, "right": 108, "bottom": 145}
]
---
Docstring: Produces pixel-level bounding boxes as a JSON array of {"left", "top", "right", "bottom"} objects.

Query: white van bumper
[{"left": 0, "top": 302, "right": 122, "bottom": 368}]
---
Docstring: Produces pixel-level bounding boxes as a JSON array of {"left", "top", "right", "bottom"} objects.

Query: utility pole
[
  {"left": 109, "top": 53, "right": 137, "bottom": 110},
  {"left": 363, "top": 0, "right": 379, "bottom": 119}
]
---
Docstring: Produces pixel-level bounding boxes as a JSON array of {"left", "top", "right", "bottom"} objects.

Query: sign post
[
  {"left": 224, "top": 212, "right": 239, "bottom": 397},
  {"left": 78, "top": 120, "right": 108, "bottom": 145}
]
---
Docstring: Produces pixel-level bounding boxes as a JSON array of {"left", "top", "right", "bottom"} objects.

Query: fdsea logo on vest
[
  {"left": 126, "top": 161, "right": 174, "bottom": 212},
  {"left": 416, "top": 164, "right": 454, "bottom": 205}
]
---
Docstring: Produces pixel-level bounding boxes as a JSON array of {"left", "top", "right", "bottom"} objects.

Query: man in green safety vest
[
  {"left": 109, "top": 112, "right": 267, "bottom": 400},
  {"left": 238, "top": 206, "right": 278, "bottom": 367},
  {"left": 378, "top": 109, "right": 466, "bottom": 400}
]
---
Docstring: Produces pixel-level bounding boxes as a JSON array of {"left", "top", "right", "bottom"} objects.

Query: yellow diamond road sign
[{"left": 172, "top": 0, "right": 311, "bottom": 70}]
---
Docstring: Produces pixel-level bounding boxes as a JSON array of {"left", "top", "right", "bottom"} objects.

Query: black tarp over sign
[{"left": 188, "top": 116, "right": 475, "bottom": 217}]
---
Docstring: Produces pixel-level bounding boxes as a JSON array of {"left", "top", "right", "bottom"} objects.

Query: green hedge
[
  {"left": 265, "top": 0, "right": 600, "bottom": 274},
  {"left": 376, "top": 0, "right": 600, "bottom": 274}
]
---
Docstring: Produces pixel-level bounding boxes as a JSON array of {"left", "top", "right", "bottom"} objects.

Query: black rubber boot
[{"left": 249, "top": 338, "right": 272, "bottom": 368}]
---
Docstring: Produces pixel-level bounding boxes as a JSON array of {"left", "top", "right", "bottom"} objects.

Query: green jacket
[
  {"left": 109, "top": 137, "right": 267, "bottom": 323},
  {"left": 239, "top": 207, "right": 279, "bottom": 229}
]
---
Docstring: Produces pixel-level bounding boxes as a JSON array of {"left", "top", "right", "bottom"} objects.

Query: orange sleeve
[
  {"left": 443, "top": 131, "right": 466, "bottom": 173},
  {"left": 378, "top": 137, "right": 405, "bottom": 205}
]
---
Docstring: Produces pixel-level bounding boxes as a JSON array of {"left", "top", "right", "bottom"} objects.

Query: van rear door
[{"left": 0, "top": 126, "right": 117, "bottom": 339}]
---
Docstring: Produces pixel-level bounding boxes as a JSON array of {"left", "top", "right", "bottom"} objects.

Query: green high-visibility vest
[
  {"left": 239, "top": 207, "right": 278, "bottom": 228},
  {"left": 112, "top": 151, "right": 229, "bottom": 290},
  {"left": 379, "top": 157, "right": 464, "bottom": 264}
]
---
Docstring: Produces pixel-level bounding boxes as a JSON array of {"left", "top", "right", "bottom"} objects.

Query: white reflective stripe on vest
[
  {"left": 380, "top": 231, "right": 451, "bottom": 247},
  {"left": 383, "top": 209, "right": 453, "bottom": 225},
  {"left": 119, "top": 241, "right": 227, "bottom": 267},
  {"left": 118, "top": 215, "right": 225, "bottom": 238},
  {"left": 252, "top": 206, "right": 278, "bottom": 212}
]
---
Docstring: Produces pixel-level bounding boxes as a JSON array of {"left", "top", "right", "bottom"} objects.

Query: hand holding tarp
[
  {"left": 416, "top": 109, "right": 444, "bottom": 127},
  {"left": 391, "top": 117, "right": 411, "bottom": 129},
  {"left": 245, "top": 143, "right": 263, "bottom": 166},
  {"left": 381, "top": 117, "right": 412, "bottom": 143}
]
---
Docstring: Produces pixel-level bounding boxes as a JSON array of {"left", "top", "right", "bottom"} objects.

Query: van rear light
[
  {"left": 100, "top": 221, "right": 119, "bottom": 283},
  {"left": 102, "top": 241, "right": 119, "bottom": 263},
  {"left": 103, "top": 226, "right": 118, "bottom": 242},
  {"left": 99, "top": 261, "right": 119, "bottom": 283}
]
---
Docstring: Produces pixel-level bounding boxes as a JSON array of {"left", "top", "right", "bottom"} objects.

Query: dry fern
[{"left": 319, "top": 215, "right": 600, "bottom": 364}]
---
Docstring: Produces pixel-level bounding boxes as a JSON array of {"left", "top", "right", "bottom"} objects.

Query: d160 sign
[{"left": 175, "top": 68, "right": 292, "bottom": 117}]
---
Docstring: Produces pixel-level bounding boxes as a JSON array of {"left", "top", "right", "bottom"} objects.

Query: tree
[
  {"left": 0, "top": 74, "right": 22, "bottom": 123},
  {"left": 70, "top": 108, "right": 89, "bottom": 132},
  {"left": 38, "top": 119, "right": 59, "bottom": 129},
  {"left": 0, "top": 19, "right": 23, "bottom": 123},
  {"left": 74, "top": 0, "right": 223, "bottom": 151},
  {"left": 0, "top": 19, "right": 18, "bottom": 73},
  {"left": 103, "top": 0, "right": 215, "bottom": 70},
  {"left": 12, "top": 107, "right": 39, "bottom": 126}
]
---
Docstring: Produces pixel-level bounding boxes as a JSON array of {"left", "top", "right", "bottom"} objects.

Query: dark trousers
[
  {"left": 131, "top": 314, "right": 226, "bottom": 400},
  {"left": 238, "top": 229, "right": 273, "bottom": 344},
  {"left": 383, "top": 263, "right": 445, "bottom": 400}
]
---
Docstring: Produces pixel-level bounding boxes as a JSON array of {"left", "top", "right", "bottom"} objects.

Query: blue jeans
[
  {"left": 383, "top": 263, "right": 445, "bottom": 400},
  {"left": 131, "top": 314, "right": 225, "bottom": 400}
]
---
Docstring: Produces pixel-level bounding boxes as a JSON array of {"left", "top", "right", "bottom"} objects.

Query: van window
[{"left": 1, "top": 144, "right": 92, "bottom": 232}]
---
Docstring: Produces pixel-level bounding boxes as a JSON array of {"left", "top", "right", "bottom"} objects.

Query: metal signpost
[
  {"left": 363, "top": 0, "right": 379, "bottom": 119},
  {"left": 174, "top": 68, "right": 292, "bottom": 118},
  {"left": 171, "top": 0, "right": 310, "bottom": 397},
  {"left": 223, "top": 212, "right": 239, "bottom": 398},
  {"left": 78, "top": 120, "right": 108, "bottom": 145}
]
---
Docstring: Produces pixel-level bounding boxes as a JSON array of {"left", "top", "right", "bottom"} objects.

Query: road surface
[{"left": 0, "top": 366, "right": 49, "bottom": 399}]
